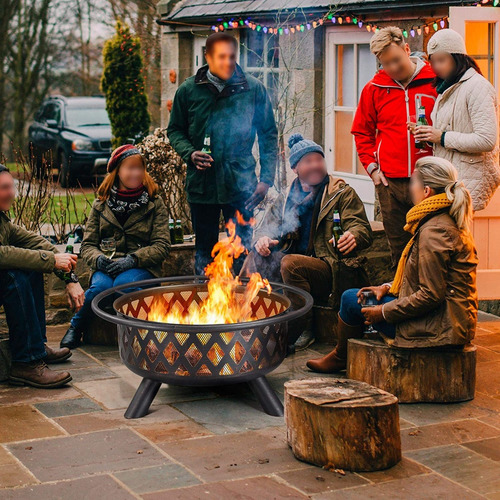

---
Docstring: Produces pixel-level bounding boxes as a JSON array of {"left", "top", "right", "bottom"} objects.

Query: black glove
[
  {"left": 107, "top": 254, "right": 137, "bottom": 279},
  {"left": 96, "top": 255, "right": 112, "bottom": 272}
]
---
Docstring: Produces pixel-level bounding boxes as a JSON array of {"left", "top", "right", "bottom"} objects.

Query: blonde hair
[
  {"left": 414, "top": 157, "right": 472, "bottom": 231},
  {"left": 370, "top": 26, "right": 406, "bottom": 58}
]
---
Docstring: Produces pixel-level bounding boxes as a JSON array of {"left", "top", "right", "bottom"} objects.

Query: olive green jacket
[
  {"left": 80, "top": 196, "right": 170, "bottom": 277},
  {"left": 0, "top": 212, "right": 58, "bottom": 272},
  {"left": 254, "top": 175, "right": 373, "bottom": 306}
]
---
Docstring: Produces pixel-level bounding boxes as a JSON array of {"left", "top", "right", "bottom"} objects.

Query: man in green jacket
[
  {"left": 242, "top": 135, "right": 373, "bottom": 351},
  {"left": 0, "top": 165, "right": 85, "bottom": 388},
  {"left": 167, "top": 32, "right": 278, "bottom": 275}
]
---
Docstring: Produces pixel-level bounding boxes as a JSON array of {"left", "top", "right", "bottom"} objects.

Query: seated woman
[
  {"left": 60, "top": 145, "right": 170, "bottom": 348},
  {"left": 307, "top": 156, "right": 478, "bottom": 373}
]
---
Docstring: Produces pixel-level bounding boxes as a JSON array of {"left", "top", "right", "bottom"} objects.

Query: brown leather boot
[
  {"left": 45, "top": 344, "right": 72, "bottom": 364},
  {"left": 306, "top": 314, "right": 364, "bottom": 373},
  {"left": 9, "top": 360, "right": 72, "bottom": 388}
]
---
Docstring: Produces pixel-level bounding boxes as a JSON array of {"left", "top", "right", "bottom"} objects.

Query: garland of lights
[{"left": 210, "top": 0, "right": 499, "bottom": 36}]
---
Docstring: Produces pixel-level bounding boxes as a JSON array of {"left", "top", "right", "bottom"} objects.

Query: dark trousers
[
  {"left": 0, "top": 270, "right": 47, "bottom": 363},
  {"left": 190, "top": 202, "right": 253, "bottom": 275},
  {"left": 376, "top": 178, "right": 413, "bottom": 268}
]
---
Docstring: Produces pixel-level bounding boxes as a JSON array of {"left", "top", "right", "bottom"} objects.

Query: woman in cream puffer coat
[{"left": 415, "top": 29, "right": 500, "bottom": 211}]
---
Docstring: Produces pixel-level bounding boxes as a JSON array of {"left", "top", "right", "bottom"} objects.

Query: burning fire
[{"left": 148, "top": 213, "right": 271, "bottom": 325}]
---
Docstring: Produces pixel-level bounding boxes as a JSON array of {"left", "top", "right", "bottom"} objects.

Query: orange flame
[{"left": 148, "top": 213, "right": 271, "bottom": 325}]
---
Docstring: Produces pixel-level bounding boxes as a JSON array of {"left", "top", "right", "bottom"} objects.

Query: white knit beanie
[{"left": 427, "top": 29, "right": 467, "bottom": 56}]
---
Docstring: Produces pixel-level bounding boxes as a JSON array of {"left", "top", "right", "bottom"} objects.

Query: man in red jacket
[{"left": 351, "top": 27, "right": 437, "bottom": 266}]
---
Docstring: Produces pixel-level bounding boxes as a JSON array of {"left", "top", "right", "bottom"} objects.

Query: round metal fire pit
[{"left": 92, "top": 276, "right": 313, "bottom": 418}]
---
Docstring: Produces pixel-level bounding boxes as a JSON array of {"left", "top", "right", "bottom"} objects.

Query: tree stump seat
[
  {"left": 313, "top": 305, "right": 338, "bottom": 344},
  {"left": 83, "top": 313, "right": 118, "bottom": 347},
  {"left": 347, "top": 338, "right": 476, "bottom": 403},
  {"left": 284, "top": 377, "right": 401, "bottom": 472}
]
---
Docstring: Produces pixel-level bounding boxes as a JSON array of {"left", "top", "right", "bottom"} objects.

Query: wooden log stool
[
  {"left": 83, "top": 313, "right": 118, "bottom": 347},
  {"left": 347, "top": 338, "right": 476, "bottom": 403},
  {"left": 284, "top": 378, "right": 401, "bottom": 472},
  {"left": 313, "top": 305, "right": 338, "bottom": 344}
]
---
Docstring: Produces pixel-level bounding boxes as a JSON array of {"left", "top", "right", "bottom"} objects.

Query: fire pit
[{"left": 92, "top": 276, "right": 313, "bottom": 419}]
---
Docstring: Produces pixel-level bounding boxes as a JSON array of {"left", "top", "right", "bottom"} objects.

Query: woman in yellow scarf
[{"left": 307, "top": 156, "right": 478, "bottom": 373}]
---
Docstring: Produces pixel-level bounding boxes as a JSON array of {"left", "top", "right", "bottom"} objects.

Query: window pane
[
  {"left": 357, "top": 44, "right": 375, "bottom": 100},
  {"left": 334, "top": 111, "right": 354, "bottom": 173},
  {"left": 267, "top": 34, "right": 280, "bottom": 68},
  {"left": 335, "top": 45, "right": 354, "bottom": 107},
  {"left": 245, "top": 31, "right": 265, "bottom": 68},
  {"left": 267, "top": 72, "right": 278, "bottom": 107},
  {"left": 465, "top": 22, "right": 494, "bottom": 84}
]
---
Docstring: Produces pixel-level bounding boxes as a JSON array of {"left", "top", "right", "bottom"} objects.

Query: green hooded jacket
[
  {"left": 80, "top": 196, "right": 170, "bottom": 278},
  {"left": 0, "top": 212, "right": 58, "bottom": 272},
  {"left": 167, "top": 64, "right": 278, "bottom": 204}
]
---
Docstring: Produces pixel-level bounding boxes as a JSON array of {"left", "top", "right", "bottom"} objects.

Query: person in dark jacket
[
  {"left": 0, "top": 165, "right": 85, "bottom": 388},
  {"left": 242, "top": 134, "right": 373, "bottom": 351},
  {"left": 167, "top": 32, "right": 278, "bottom": 275},
  {"left": 307, "top": 156, "right": 478, "bottom": 373},
  {"left": 61, "top": 145, "right": 170, "bottom": 348}
]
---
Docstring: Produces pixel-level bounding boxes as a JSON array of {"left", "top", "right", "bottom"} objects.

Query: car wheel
[{"left": 59, "top": 151, "right": 74, "bottom": 188}]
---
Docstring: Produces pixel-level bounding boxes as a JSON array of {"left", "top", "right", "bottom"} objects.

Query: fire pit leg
[
  {"left": 124, "top": 378, "right": 162, "bottom": 419},
  {"left": 248, "top": 376, "right": 284, "bottom": 417}
]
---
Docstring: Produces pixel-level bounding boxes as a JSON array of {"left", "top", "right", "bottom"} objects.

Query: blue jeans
[
  {"left": 339, "top": 288, "right": 396, "bottom": 339},
  {"left": 70, "top": 268, "right": 154, "bottom": 331},
  {"left": 0, "top": 270, "right": 47, "bottom": 363}
]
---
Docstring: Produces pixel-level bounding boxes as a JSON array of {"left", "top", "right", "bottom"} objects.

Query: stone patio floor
[{"left": 0, "top": 312, "right": 499, "bottom": 499}]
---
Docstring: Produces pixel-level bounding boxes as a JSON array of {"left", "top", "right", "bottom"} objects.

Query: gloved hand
[
  {"left": 96, "top": 255, "right": 112, "bottom": 272},
  {"left": 107, "top": 254, "right": 137, "bottom": 279}
]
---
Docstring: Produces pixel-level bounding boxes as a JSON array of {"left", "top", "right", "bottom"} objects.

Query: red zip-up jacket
[{"left": 351, "top": 61, "right": 437, "bottom": 178}]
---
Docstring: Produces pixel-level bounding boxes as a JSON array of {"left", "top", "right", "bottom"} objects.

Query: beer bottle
[
  {"left": 332, "top": 210, "right": 343, "bottom": 250},
  {"left": 55, "top": 233, "right": 76, "bottom": 281},
  {"left": 201, "top": 134, "right": 211, "bottom": 155},
  {"left": 169, "top": 219, "right": 175, "bottom": 243},
  {"left": 415, "top": 105, "right": 429, "bottom": 149},
  {"left": 174, "top": 220, "right": 184, "bottom": 244}
]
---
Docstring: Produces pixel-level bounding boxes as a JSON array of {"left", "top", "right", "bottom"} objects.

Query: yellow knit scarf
[{"left": 389, "top": 193, "right": 452, "bottom": 296}]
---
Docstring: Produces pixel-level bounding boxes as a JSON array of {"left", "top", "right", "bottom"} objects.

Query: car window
[
  {"left": 41, "top": 103, "right": 59, "bottom": 122},
  {"left": 65, "top": 107, "right": 110, "bottom": 127}
]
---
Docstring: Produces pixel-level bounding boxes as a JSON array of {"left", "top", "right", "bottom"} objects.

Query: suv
[{"left": 29, "top": 95, "right": 113, "bottom": 187}]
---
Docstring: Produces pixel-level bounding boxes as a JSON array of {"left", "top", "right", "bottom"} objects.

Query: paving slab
[
  {"left": 141, "top": 475, "right": 309, "bottom": 500},
  {"left": 34, "top": 397, "right": 102, "bottom": 418},
  {"left": 7, "top": 428, "right": 169, "bottom": 482},
  {"left": 406, "top": 444, "right": 500, "bottom": 496},
  {"left": 0, "top": 386, "right": 81, "bottom": 406},
  {"left": 159, "top": 427, "right": 308, "bottom": 482},
  {"left": 0, "top": 406, "right": 63, "bottom": 443},
  {"left": 0, "top": 474, "right": 135, "bottom": 499},
  {"left": 114, "top": 463, "right": 201, "bottom": 494},
  {"left": 463, "top": 436, "right": 500, "bottom": 462}
]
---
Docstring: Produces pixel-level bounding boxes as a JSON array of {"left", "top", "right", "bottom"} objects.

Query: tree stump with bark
[
  {"left": 347, "top": 338, "right": 476, "bottom": 403},
  {"left": 284, "top": 377, "right": 401, "bottom": 472}
]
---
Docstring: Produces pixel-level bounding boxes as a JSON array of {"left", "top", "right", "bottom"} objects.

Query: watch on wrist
[{"left": 64, "top": 271, "right": 79, "bottom": 284}]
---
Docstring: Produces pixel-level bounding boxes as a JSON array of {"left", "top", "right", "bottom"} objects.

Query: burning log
[{"left": 285, "top": 378, "right": 401, "bottom": 472}]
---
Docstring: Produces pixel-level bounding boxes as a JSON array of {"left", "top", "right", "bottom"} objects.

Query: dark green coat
[
  {"left": 80, "top": 196, "right": 170, "bottom": 277},
  {"left": 0, "top": 212, "right": 58, "bottom": 272},
  {"left": 167, "top": 64, "right": 278, "bottom": 204}
]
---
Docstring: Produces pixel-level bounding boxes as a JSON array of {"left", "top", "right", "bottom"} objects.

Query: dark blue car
[{"left": 29, "top": 95, "right": 112, "bottom": 187}]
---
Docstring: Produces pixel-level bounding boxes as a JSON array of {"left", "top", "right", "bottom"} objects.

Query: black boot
[{"left": 60, "top": 326, "right": 82, "bottom": 349}]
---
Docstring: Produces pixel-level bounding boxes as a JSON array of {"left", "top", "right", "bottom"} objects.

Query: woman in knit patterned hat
[
  {"left": 307, "top": 156, "right": 478, "bottom": 373},
  {"left": 413, "top": 28, "right": 500, "bottom": 211},
  {"left": 60, "top": 145, "right": 171, "bottom": 349}
]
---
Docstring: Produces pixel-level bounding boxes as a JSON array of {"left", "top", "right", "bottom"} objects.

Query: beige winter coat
[{"left": 432, "top": 68, "right": 500, "bottom": 211}]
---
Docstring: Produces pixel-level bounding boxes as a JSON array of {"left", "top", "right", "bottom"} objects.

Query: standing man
[
  {"left": 0, "top": 165, "right": 84, "bottom": 388},
  {"left": 168, "top": 32, "right": 278, "bottom": 275},
  {"left": 351, "top": 27, "right": 437, "bottom": 267}
]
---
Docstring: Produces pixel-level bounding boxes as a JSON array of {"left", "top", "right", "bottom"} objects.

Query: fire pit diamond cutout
[
  {"left": 146, "top": 340, "right": 159, "bottom": 362},
  {"left": 132, "top": 337, "right": 141, "bottom": 358},
  {"left": 250, "top": 338, "right": 263, "bottom": 361},
  {"left": 164, "top": 342, "right": 180, "bottom": 365},
  {"left": 185, "top": 343, "right": 202, "bottom": 367},
  {"left": 230, "top": 341, "right": 246, "bottom": 364},
  {"left": 197, "top": 333, "right": 212, "bottom": 345},
  {"left": 155, "top": 362, "right": 168, "bottom": 374},
  {"left": 196, "top": 364, "right": 212, "bottom": 376},
  {"left": 154, "top": 330, "right": 168, "bottom": 343},
  {"left": 175, "top": 364, "right": 189, "bottom": 376},
  {"left": 220, "top": 332, "right": 234, "bottom": 344},
  {"left": 207, "top": 343, "right": 224, "bottom": 366},
  {"left": 175, "top": 333, "right": 189, "bottom": 345},
  {"left": 219, "top": 363, "right": 234, "bottom": 375}
]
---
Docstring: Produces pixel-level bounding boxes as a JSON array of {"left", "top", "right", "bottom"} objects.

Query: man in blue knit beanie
[{"left": 241, "top": 134, "right": 373, "bottom": 352}]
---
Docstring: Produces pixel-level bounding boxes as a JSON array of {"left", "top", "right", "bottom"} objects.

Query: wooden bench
[
  {"left": 285, "top": 377, "right": 401, "bottom": 472},
  {"left": 83, "top": 313, "right": 118, "bottom": 347},
  {"left": 347, "top": 338, "right": 476, "bottom": 403}
]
